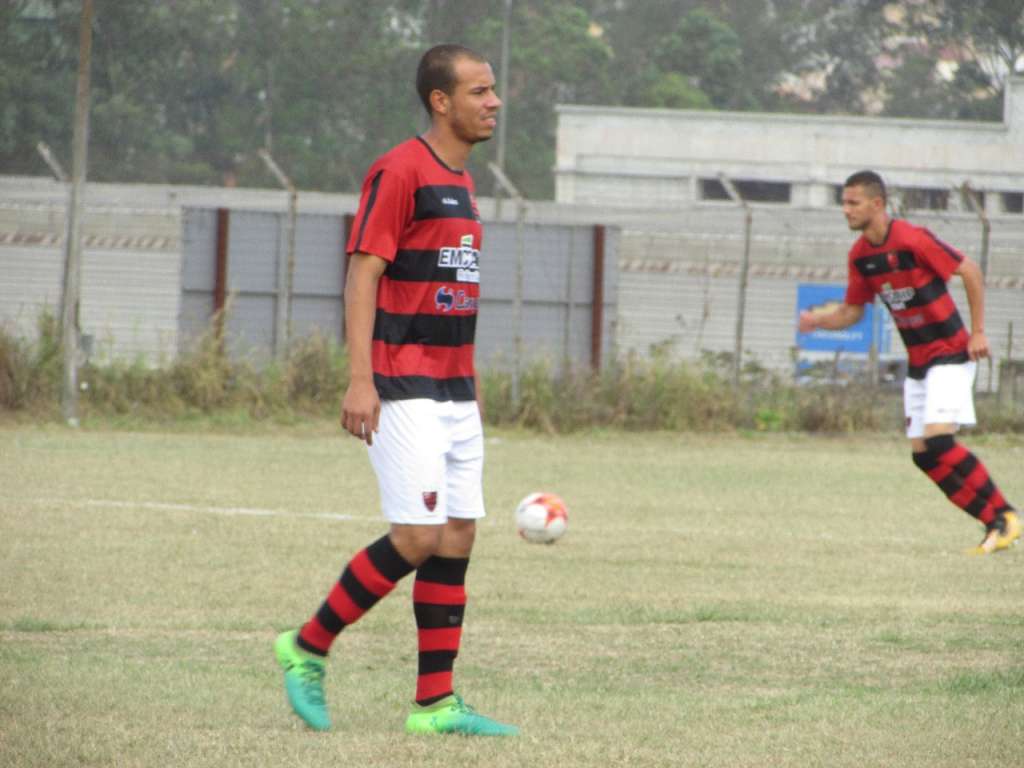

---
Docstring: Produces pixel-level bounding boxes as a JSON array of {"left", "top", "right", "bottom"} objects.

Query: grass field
[{"left": 1, "top": 423, "right": 1023, "bottom": 767}]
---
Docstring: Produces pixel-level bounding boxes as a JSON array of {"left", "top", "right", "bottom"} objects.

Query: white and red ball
[{"left": 514, "top": 492, "right": 568, "bottom": 544}]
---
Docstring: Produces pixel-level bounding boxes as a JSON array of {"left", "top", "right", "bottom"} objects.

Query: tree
[
  {"left": 0, "top": 1, "right": 77, "bottom": 175},
  {"left": 652, "top": 8, "right": 745, "bottom": 109}
]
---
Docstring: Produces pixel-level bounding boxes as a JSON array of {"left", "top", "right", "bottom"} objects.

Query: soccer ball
[{"left": 514, "top": 492, "right": 568, "bottom": 544}]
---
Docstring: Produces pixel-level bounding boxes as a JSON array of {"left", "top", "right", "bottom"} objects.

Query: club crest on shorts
[{"left": 422, "top": 491, "right": 438, "bottom": 511}]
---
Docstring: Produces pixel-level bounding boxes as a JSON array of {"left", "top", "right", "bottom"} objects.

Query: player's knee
[
  {"left": 440, "top": 517, "right": 476, "bottom": 556},
  {"left": 389, "top": 524, "right": 444, "bottom": 566}
]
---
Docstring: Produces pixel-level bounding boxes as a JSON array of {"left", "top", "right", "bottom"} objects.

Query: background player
[
  {"left": 799, "top": 170, "right": 1019, "bottom": 555},
  {"left": 274, "top": 43, "right": 517, "bottom": 736}
]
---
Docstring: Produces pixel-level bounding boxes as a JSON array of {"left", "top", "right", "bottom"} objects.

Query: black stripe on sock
[
  {"left": 366, "top": 535, "right": 415, "bottom": 583},
  {"left": 953, "top": 453, "right": 978, "bottom": 478},
  {"left": 937, "top": 475, "right": 962, "bottom": 497},
  {"left": 912, "top": 451, "right": 937, "bottom": 471},
  {"left": 414, "top": 603, "right": 465, "bottom": 629},
  {"left": 416, "top": 555, "right": 469, "bottom": 586},
  {"left": 340, "top": 567, "right": 378, "bottom": 611},
  {"left": 924, "top": 434, "right": 955, "bottom": 457},
  {"left": 296, "top": 634, "right": 328, "bottom": 656},
  {"left": 964, "top": 495, "right": 988, "bottom": 519},
  {"left": 418, "top": 649, "right": 458, "bottom": 675},
  {"left": 314, "top": 602, "right": 345, "bottom": 635}
]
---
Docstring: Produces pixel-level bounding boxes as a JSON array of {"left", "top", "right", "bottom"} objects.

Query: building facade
[{"left": 556, "top": 76, "right": 1024, "bottom": 216}]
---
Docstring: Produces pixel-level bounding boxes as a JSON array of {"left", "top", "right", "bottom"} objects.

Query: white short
[
  {"left": 903, "top": 361, "right": 977, "bottom": 439},
  {"left": 366, "top": 399, "right": 485, "bottom": 526}
]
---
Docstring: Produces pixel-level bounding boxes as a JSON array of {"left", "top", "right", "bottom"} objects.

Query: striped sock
[
  {"left": 413, "top": 555, "right": 469, "bottom": 706},
  {"left": 914, "top": 435, "right": 1011, "bottom": 525},
  {"left": 297, "top": 535, "right": 414, "bottom": 656}
]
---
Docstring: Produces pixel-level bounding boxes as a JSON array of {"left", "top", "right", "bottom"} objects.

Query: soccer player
[
  {"left": 799, "top": 170, "right": 1019, "bottom": 555},
  {"left": 274, "top": 44, "right": 517, "bottom": 736}
]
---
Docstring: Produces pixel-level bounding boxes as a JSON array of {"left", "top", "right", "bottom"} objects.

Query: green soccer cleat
[
  {"left": 405, "top": 694, "right": 519, "bottom": 737},
  {"left": 274, "top": 630, "right": 330, "bottom": 731}
]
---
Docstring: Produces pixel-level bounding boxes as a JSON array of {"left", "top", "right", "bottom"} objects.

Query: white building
[{"left": 556, "top": 75, "right": 1024, "bottom": 216}]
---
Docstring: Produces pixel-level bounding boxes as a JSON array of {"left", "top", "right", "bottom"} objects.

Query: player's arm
[
  {"left": 798, "top": 302, "right": 864, "bottom": 333},
  {"left": 954, "top": 255, "right": 989, "bottom": 360},
  {"left": 341, "top": 252, "right": 388, "bottom": 445}
]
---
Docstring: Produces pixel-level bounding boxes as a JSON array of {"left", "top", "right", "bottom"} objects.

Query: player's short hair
[
  {"left": 844, "top": 170, "right": 887, "bottom": 201},
  {"left": 416, "top": 44, "right": 487, "bottom": 115}
]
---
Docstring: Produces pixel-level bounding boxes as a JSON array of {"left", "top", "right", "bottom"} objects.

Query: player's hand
[
  {"left": 341, "top": 377, "right": 380, "bottom": 445},
  {"left": 967, "top": 331, "right": 990, "bottom": 361},
  {"left": 797, "top": 310, "right": 817, "bottom": 333}
]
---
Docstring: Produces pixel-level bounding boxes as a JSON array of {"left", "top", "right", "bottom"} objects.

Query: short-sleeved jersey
[
  {"left": 346, "top": 137, "right": 482, "bottom": 402},
  {"left": 845, "top": 219, "right": 968, "bottom": 379}
]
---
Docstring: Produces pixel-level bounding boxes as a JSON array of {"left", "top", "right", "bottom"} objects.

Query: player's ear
[{"left": 430, "top": 88, "right": 449, "bottom": 116}]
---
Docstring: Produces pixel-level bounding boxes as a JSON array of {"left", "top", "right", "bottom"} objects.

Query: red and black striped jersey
[
  {"left": 346, "top": 137, "right": 482, "bottom": 402},
  {"left": 845, "top": 219, "right": 969, "bottom": 379}
]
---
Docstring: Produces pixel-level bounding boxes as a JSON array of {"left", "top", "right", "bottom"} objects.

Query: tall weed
[{"left": 1, "top": 310, "right": 1018, "bottom": 433}]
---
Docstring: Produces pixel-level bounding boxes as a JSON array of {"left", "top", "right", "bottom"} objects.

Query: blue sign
[{"left": 795, "top": 283, "right": 888, "bottom": 355}]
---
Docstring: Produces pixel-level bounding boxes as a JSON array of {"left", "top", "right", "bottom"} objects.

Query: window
[
  {"left": 700, "top": 178, "right": 791, "bottom": 204},
  {"left": 699, "top": 178, "right": 730, "bottom": 201},
  {"left": 1001, "top": 192, "right": 1023, "bottom": 214},
  {"left": 897, "top": 187, "right": 948, "bottom": 211}
]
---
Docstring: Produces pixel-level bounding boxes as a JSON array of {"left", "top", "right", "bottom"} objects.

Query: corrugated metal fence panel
[
  {"left": 179, "top": 209, "right": 621, "bottom": 372},
  {"left": 616, "top": 226, "right": 1024, "bottom": 382},
  {"left": 81, "top": 247, "right": 182, "bottom": 364},
  {"left": 179, "top": 207, "right": 217, "bottom": 351},
  {"left": 0, "top": 202, "right": 181, "bottom": 362},
  {"left": 476, "top": 221, "right": 617, "bottom": 372},
  {"left": 181, "top": 208, "right": 347, "bottom": 357},
  {"left": 222, "top": 210, "right": 279, "bottom": 357},
  {"left": 291, "top": 214, "right": 344, "bottom": 342},
  {"left": 0, "top": 205, "right": 65, "bottom": 337}
]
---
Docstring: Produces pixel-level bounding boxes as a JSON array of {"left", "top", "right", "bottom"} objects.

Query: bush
[
  {"left": 0, "top": 312, "right": 61, "bottom": 413},
  {"left": 2, "top": 310, "right": 1019, "bottom": 434},
  {"left": 481, "top": 351, "right": 903, "bottom": 434}
]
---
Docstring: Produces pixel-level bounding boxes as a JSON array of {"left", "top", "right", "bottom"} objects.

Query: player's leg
[
  {"left": 274, "top": 400, "right": 446, "bottom": 730},
  {"left": 275, "top": 533, "right": 417, "bottom": 730},
  {"left": 405, "top": 401, "right": 518, "bottom": 736},
  {"left": 908, "top": 363, "right": 1018, "bottom": 553}
]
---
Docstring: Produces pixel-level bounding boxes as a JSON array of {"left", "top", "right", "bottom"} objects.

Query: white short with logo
[
  {"left": 367, "top": 399, "right": 485, "bottom": 526},
  {"left": 903, "top": 360, "right": 977, "bottom": 439}
]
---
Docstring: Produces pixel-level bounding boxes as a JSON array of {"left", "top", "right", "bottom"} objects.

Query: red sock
[
  {"left": 297, "top": 535, "right": 414, "bottom": 656},
  {"left": 413, "top": 556, "right": 468, "bottom": 705},
  {"left": 916, "top": 435, "right": 1012, "bottom": 525}
]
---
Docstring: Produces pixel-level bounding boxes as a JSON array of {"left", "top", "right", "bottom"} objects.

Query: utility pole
[
  {"left": 718, "top": 173, "right": 752, "bottom": 387},
  {"left": 959, "top": 182, "right": 990, "bottom": 278},
  {"left": 60, "top": 0, "right": 94, "bottom": 427},
  {"left": 259, "top": 149, "right": 298, "bottom": 361},
  {"left": 494, "top": 0, "right": 513, "bottom": 219},
  {"left": 38, "top": 142, "right": 72, "bottom": 334}
]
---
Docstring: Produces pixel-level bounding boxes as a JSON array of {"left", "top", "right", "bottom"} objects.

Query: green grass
[{"left": 1, "top": 425, "right": 1023, "bottom": 767}]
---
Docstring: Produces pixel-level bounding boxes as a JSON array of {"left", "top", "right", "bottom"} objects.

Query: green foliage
[
  {"left": 481, "top": 351, "right": 901, "bottom": 434},
  {"left": 0, "top": 311, "right": 349, "bottom": 422},
  {"left": 3, "top": 1, "right": 1010, "bottom": 198},
  {"left": 641, "top": 72, "right": 713, "bottom": 110},
  {"left": 0, "top": 311, "right": 61, "bottom": 412},
  {"left": 2, "top": 311, "right": 1018, "bottom": 435},
  {"left": 652, "top": 8, "right": 745, "bottom": 109}
]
